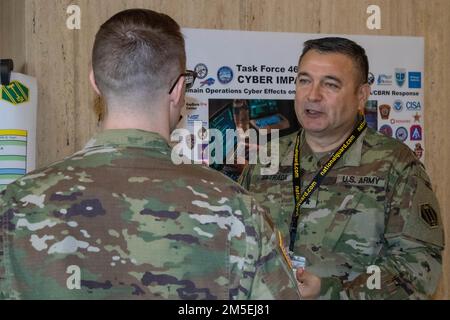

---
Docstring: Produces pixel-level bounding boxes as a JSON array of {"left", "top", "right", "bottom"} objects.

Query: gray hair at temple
[{"left": 298, "top": 37, "right": 369, "bottom": 86}]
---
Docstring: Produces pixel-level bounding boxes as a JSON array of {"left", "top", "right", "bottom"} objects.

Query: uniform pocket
[
  {"left": 321, "top": 192, "right": 364, "bottom": 251},
  {"left": 324, "top": 190, "right": 386, "bottom": 268}
]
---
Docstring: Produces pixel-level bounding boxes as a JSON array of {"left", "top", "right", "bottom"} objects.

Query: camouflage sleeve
[
  {"left": 321, "top": 152, "right": 445, "bottom": 299},
  {"left": 230, "top": 195, "right": 300, "bottom": 300},
  {"left": 0, "top": 190, "right": 10, "bottom": 300}
]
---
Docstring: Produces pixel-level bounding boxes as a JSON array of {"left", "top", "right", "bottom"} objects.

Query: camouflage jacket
[
  {"left": 240, "top": 127, "right": 444, "bottom": 299},
  {"left": 0, "top": 129, "right": 300, "bottom": 300}
]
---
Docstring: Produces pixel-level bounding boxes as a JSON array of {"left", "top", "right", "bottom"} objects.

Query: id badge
[
  {"left": 289, "top": 251, "right": 307, "bottom": 270},
  {"left": 277, "top": 231, "right": 307, "bottom": 271}
]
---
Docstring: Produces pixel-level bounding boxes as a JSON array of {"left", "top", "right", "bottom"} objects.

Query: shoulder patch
[{"left": 420, "top": 204, "right": 439, "bottom": 228}]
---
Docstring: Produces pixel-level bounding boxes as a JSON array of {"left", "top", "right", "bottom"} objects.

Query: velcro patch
[
  {"left": 420, "top": 204, "right": 439, "bottom": 228},
  {"left": 261, "top": 166, "right": 292, "bottom": 181},
  {"left": 336, "top": 175, "right": 385, "bottom": 187},
  {"left": 301, "top": 197, "right": 317, "bottom": 209}
]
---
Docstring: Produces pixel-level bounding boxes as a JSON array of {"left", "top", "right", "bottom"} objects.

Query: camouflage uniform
[
  {"left": 0, "top": 129, "right": 300, "bottom": 300},
  {"left": 240, "top": 127, "right": 444, "bottom": 299}
]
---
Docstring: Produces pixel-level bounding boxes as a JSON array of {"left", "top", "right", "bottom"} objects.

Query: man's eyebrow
[
  {"left": 323, "top": 75, "right": 342, "bottom": 85},
  {"left": 298, "top": 72, "right": 343, "bottom": 85}
]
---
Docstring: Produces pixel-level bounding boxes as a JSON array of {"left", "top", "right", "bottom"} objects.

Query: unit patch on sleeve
[{"left": 420, "top": 204, "right": 439, "bottom": 228}]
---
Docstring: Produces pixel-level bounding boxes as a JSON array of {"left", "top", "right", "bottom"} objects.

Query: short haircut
[
  {"left": 92, "top": 9, "right": 186, "bottom": 101},
  {"left": 298, "top": 37, "right": 369, "bottom": 85}
]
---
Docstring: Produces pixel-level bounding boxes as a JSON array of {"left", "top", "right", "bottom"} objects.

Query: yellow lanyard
[{"left": 289, "top": 116, "right": 367, "bottom": 253}]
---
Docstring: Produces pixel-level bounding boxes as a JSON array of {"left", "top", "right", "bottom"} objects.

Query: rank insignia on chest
[{"left": 300, "top": 197, "right": 317, "bottom": 209}]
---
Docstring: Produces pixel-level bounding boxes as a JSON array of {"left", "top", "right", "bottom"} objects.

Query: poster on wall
[
  {"left": 177, "top": 28, "right": 424, "bottom": 180},
  {"left": 0, "top": 72, "right": 37, "bottom": 190}
]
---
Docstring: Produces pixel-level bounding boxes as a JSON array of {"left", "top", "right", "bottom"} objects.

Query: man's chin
[{"left": 301, "top": 124, "right": 329, "bottom": 135}]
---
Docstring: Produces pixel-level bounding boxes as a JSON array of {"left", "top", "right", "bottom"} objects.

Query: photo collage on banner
[{"left": 176, "top": 29, "right": 424, "bottom": 180}]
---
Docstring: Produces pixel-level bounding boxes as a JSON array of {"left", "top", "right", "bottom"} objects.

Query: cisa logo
[{"left": 406, "top": 101, "right": 421, "bottom": 111}]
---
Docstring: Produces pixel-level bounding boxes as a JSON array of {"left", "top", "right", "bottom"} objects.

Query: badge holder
[{"left": 289, "top": 252, "right": 307, "bottom": 270}]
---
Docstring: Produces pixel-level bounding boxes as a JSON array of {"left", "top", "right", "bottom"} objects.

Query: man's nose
[{"left": 307, "top": 84, "right": 322, "bottom": 102}]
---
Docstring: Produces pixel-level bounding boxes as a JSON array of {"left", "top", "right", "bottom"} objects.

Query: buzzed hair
[
  {"left": 92, "top": 9, "right": 186, "bottom": 101},
  {"left": 299, "top": 37, "right": 369, "bottom": 86}
]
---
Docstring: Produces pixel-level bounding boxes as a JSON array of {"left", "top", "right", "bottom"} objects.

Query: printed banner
[{"left": 179, "top": 28, "right": 424, "bottom": 179}]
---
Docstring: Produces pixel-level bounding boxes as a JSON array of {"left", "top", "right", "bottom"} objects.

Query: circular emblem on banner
[
  {"left": 217, "top": 66, "right": 234, "bottom": 84},
  {"left": 395, "top": 127, "right": 408, "bottom": 142},
  {"left": 194, "top": 63, "right": 208, "bottom": 79},
  {"left": 379, "top": 124, "right": 393, "bottom": 137},
  {"left": 368, "top": 72, "right": 375, "bottom": 85},
  {"left": 393, "top": 99, "right": 403, "bottom": 112}
]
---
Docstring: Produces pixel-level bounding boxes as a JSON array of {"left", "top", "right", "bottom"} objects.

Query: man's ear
[
  {"left": 357, "top": 83, "right": 371, "bottom": 112},
  {"left": 168, "top": 76, "right": 186, "bottom": 131},
  {"left": 169, "top": 75, "right": 185, "bottom": 109},
  {"left": 89, "top": 69, "right": 101, "bottom": 96}
]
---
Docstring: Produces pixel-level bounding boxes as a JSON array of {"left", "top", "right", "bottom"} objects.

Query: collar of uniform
[
  {"left": 280, "top": 127, "right": 368, "bottom": 168},
  {"left": 335, "top": 127, "right": 367, "bottom": 168},
  {"left": 280, "top": 132, "right": 299, "bottom": 166},
  {"left": 84, "top": 129, "right": 171, "bottom": 152}
]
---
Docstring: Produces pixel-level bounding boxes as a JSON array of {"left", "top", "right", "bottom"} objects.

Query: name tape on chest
[{"left": 336, "top": 175, "right": 385, "bottom": 187}]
